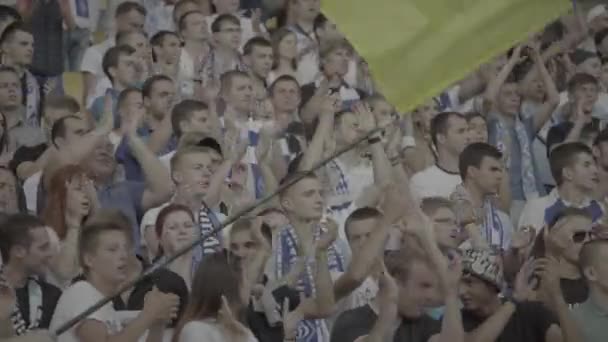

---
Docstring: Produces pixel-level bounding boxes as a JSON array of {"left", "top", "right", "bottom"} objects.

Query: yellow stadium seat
[{"left": 63, "top": 72, "right": 83, "bottom": 107}]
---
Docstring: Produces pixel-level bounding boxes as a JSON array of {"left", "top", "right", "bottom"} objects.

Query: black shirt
[
  {"left": 330, "top": 304, "right": 441, "bottom": 342},
  {"left": 462, "top": 301, "right": 558, "bottom": 342},
  {"left": 15, "top": 279, "right": 61, "bottom": 329},
  {"left": 560, "top": 277, "right": 589, "bottom": 306}
]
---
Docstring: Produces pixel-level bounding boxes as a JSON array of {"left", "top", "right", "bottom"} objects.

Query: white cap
[{"left": 588, "top": 4, "right": 607, "bottom": 23}]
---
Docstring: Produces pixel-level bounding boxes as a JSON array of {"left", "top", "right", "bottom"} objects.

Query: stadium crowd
[{"left": 0, "top": 0, "right": 608, "bottom": 342}]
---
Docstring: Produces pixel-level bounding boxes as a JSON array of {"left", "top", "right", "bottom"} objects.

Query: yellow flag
[{"left": 322, "top": 0, "right": 571, "bottom": 112}]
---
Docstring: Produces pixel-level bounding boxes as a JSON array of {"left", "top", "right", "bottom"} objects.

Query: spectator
[
  {"left": 176, "top": 10, "right": 209, "bottom": 99},
  {"left": 410, "top": 112, "right": 469, "bottom": 199},
  {"left": 287, "top": 0, "right": 320, "bottom": 85},
  {"left": 484, "top": 45, "right": 559, "bottom": 220},
  {"left": 0, "top": 23, "right": 41, "bottom": 129},
  {"left": 49, "top": 219, "right": 179, "bottom": 342},
  {"left": 109, "top": 87, "right": 145, "bottom": 151},
  {"left": 243, "top": 37, "right": 273, "bottom": 103},
  {"left": 403, "top": 101, "right": 439, "bottom": 175},
  {"left": 0, "top": 214, "right": 61, "bottom": 333},
  {"left": 42, "top": 164, "right": 96, "bottom": 286},
  {"left": 150, "top": 30, "right": 182, "bottom": 81},
  {"left": 574, "top": 239, "right": 608, "bottom": 342},
  {"left": 519, "top": 142, "right": 602, "bottom": 234},
  {"left": 451, "top": 142, "right": 513, "bottom": 251},
  {"left": 465, "top": 112, "right": 488, "bottom": 144},
  {"left": 80, "top": 1, "right": 146, "bottom": 107},
  {"left": 173, "top": 251, "right": 258, "bottom": 342},
  {"left": 201, "top": 14, "right": 245, "bottom": 89},
  {"left": 268, "top": 27, "right": 297, "bottom": 85},
  {"left": 206, "top": 0, "right": 267, "bottom": 51},
  {"left": 530, "top": 207, "right": 591, "bottom": 306},
  {"left": 89, "top": 45, "right": 139, "bottom": 123},
  {"left": 420, "top": 197, "right": 463, "bottom": 252}
]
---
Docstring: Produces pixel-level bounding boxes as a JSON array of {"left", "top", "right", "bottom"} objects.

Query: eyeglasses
[{"left": 572, "top": 231, "right": 593, "bottom": 243}]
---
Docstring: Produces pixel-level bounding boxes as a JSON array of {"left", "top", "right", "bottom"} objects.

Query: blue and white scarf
[
  {"left": 192, "top": 202, "right": 223, "bottom": 269},
  {"left": 325, "top": 159, "right": 351, "bottom": 212},
  {"left": 494, "top": 116, "right": 538, "bottom": 199},
  {"left": 451, "top": 184, "right": 507, "bottom": 250},
  {"left": 275, "top": 224, "right": 345, "bottom": 342}
]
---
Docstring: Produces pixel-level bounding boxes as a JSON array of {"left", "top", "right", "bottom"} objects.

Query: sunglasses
[{"left": 572, "top": 231, "right": 592, "bottom": 243}]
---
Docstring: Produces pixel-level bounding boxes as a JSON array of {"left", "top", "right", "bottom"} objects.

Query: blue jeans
[{"left": 63, "top": 27, "right": 91, "bottom": 71}]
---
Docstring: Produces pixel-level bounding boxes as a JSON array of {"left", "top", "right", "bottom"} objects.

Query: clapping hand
[{"left": 142, "top": 286, "right": 180, "bottom": 324}]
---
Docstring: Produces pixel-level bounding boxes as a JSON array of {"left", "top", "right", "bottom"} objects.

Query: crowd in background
[{"left": 0, "top": 0, "right": 608, "bottom": 342}]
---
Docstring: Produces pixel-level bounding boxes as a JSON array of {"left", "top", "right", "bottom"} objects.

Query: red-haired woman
[{"left": 42, "top": 164, "right": 98, "bottom": 287}]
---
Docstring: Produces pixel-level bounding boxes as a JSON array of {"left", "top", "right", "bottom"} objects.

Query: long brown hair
[
  {"left": 172, "top": 251, "right": 243, "bottom": 342},
  {"left": 42, "top": 164, "right": 90, "bottom": 240}
]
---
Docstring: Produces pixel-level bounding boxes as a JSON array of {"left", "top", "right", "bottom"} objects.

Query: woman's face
[
  {"left": 160, "top": 210, "right": 197, "bottom": 254},
  {"left": 65, "top": 174, "right": 92, "bottom": 217},
  {"left": 278, "top": 33, "right": 297, "bottom": 60}
]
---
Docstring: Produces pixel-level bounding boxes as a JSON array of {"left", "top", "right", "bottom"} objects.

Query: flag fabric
[{"left": 322, "top": 0, "right": 572, "bottom": 112}]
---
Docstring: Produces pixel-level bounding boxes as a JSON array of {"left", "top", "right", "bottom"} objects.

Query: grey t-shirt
[{"left": 330, "top": 304, "right": 440, "bottom": 342}]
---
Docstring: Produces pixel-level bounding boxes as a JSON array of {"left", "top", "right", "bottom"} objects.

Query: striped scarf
[
  {"left": 275, "top": 224, "right": 345, "bottom": 342},
  {"left": 193, "top": 201, "right": 223, "bottom": 268},
  {"left": 0, "top": 267, "right": 43, "bottom": 336},
  {"left": 451, "top": 184, "right": 507, "bottom": 250},
  {"left": 24, "top": 70, "right": 40, "bottom": 128}
]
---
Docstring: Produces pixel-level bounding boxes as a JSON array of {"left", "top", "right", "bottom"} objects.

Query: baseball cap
[{"left": 462, "top": 249, "right": 504, "bottom": 290}]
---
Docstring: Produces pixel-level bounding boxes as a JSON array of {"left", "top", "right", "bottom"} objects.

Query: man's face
[
  {"left": 429, "top": 207, "right": 461, "bottom": 249},
  {"left": 467, "top": 116, "right": 488, "bottom": 144},
  {"left": 226, "top": 75, "right": 254, "bottom": 113},
  {"left": 336, "top": 112, "right": 360, "bottom": 147},
  {"left": 157, "top": 34, "right": 181, "bottom": 64},
  {"left": 214, "top": 20, "right": 241, "bottom": 51},
  {"left": 347, "top": 217, "right": 379, "bottom": 254},
  {"left": 58, "top": 117, "right": 88, "bottom": 147},
  {"left": 459, "top": 274, "right": 497, "bottom": 313},
  {"left": 84, "top": 230, "right": 130, "bottom": 285},
  {"left": 397, "top": 262, "right": 439, "bottom": 318},
  {"left": 271, "top": 79, "right": 300, "bottom": 113},
  {"left": 0, "top": 71, "right": 21, "bottom": 110},
  {"left": 278, "top": 33, "right": 297, "bottom": 60},
  {"left": 566, "top": 152, "right": 599, "bottom": 192},
  {"left": 548, "top": 215, "right": 593, "bottom": 264},
  {"left": 248, "top": 46, "right": 273, "bottom": 79},
  {"left": 519, "top": 67, "right": 545, "bottom": 102},
  {"left": 3, "top": 31, "right": 34, "bottom": 65},
  {"left": 213, "top": 0, "right": 239, "bottom": 13},
  {"left": 497, "top": 82, "right": 521, "bottom": 116},
  {"left": 473, "top": 157, "right": 504, "bottom": 195},
  {"left": 146, "top": 80, "right": 175, "bottom": 120},
  {"left": 293, "top": 0, "right": 320, "bottom": 21},
  {"left": 0, "top": 169, "right": 18, "bottom": 214},
  {"left": 183, "top": 12, "right": 207, "bottom": 41},
  {"left": 281, "top": 177, "right": 324, "bottom": 221},
  {"left": 114, "top": 54, "right": 137, "bottom": 88},
  {"left": 229, "top": 229, "right": 256, "bottom": 259},
  {"left": 577, "top": 57, "right": 602, "bottom": 80},
  {"left": 85, "top": 137, "right": 116, "bottom": 178},
  {"left": 571, "top": 82, "right": 600, "bottom": 114},
  {"left": 323, "top": 48, "right": 349, "bottom": 77},
  {"left": 160, "top": 210, "right": 197, "bottom": 254},
  {"left": 116, "top": 10, "right": 145, "bottom": 33},
  {"left": 120, "top": 91, "right": 145, "bottom": 125},
  {"left": 183, "top": 109, "right": 213, "bottom": 136},
  {"left": 24, "top": 227, "right": 53, "bottom": 275},
  {"left": 441, "top": 116, "right": 469, "bottom": 155},
  {"left": 371, "top": 99, "right": 394, "bottom": 128},
  {"left": 174, "top": 151, "right": 221, "bottom": 195}
]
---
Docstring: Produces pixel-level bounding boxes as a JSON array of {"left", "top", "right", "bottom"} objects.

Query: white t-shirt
[
  {"left": 68, "top": 0, "right": 101, "bottom": 30},
  {"left": 410, "top": 164, "right": 462, "bottom": 200},
  {"left": 178, "top": 320, "right": 258, "bottom": 342},
  {"left": 50, "top": 281, "right": 125, "bottom": 342},
  {"left": 23, "top": 171, "right": 42, "bottom": 213}
]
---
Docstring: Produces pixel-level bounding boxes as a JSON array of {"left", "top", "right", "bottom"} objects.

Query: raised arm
[
  {"left": 530, "top": 46, "right": 560, "bottom": 132},
  {"left": 483, "top": 46, "right": 523, "bottom": 115},
  {"left": 298, "top": 95, "right": 338, "bottom": 171}
]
